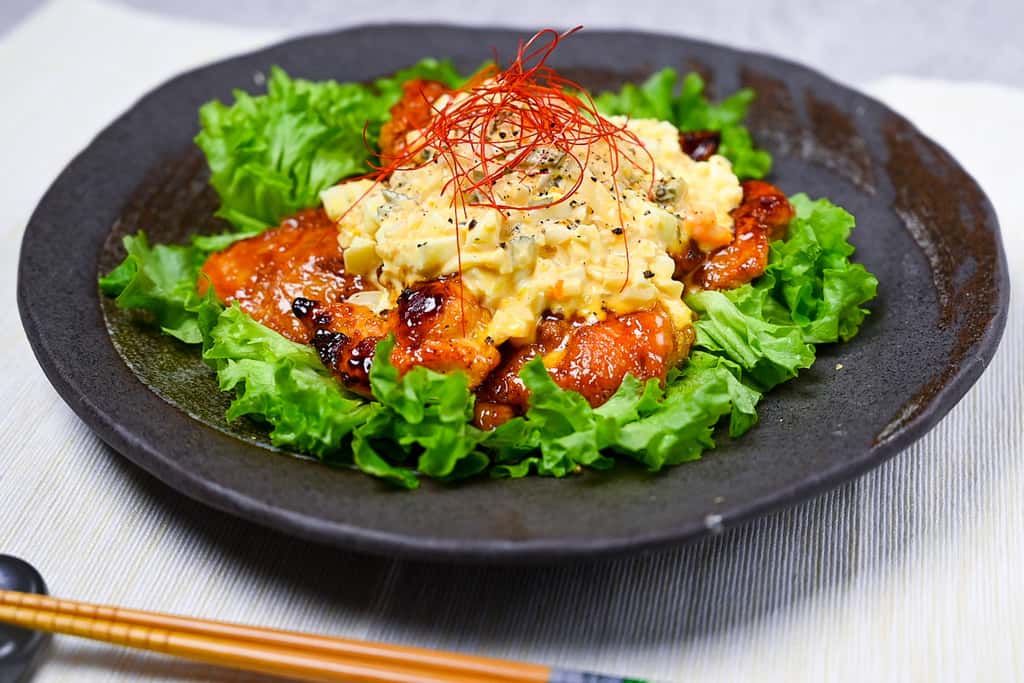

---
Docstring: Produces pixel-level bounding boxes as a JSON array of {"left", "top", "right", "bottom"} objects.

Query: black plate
[{"left": 17, "top": 25, "right": 1009, "bottom": 563}]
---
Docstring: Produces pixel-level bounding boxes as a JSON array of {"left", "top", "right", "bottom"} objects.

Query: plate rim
[{"left": 17, "top": 23, "right": 1011, "bottom": 563}]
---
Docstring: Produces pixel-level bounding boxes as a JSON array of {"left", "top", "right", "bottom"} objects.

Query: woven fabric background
[{"left": 1, "top": 2, "right": 1021, "bottom": 681}]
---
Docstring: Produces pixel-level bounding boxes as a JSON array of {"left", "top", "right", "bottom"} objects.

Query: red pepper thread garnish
[{"left": 336, "top": 27, "right": 658, "bottom": 332}]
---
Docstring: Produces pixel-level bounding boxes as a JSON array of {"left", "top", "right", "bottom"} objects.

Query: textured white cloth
[{"left": 1, "top": 1, "right": 1022, "bottom": 681}]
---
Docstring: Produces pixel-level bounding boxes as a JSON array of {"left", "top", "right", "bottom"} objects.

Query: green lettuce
[
  {"left": 685, "top": 195, "right": 877, "bottom": 389},
  {"left": 761, "top": 194, "right": 879, "bottom": 343},
  {"left": 195, "top": 60, "right": 469, "bottom": 231},
  {"left": 203, "top": 303, "right": 374, "bottom": 458},
  {"left": 489, "top": 350, "right": 762, "bottom": 477},
  {"left": 195, "top": 304, "right": 483, "bottom": 490},
  {"left": 358, "top": 336, "right": 490, "bottom": 483},
  {"left": 200, "top": 312, "right": 496, "bottom": 489},
  {"left": 593, "top": 69, "right": 772, "bottom": 179},
  {"left": 98, "top": 230, "right": 256, "bottom": 343},
  {"left": 487, "top": 359, "right": 622, "bottom": 478},
  {"left": 613, "top": 351, "right": 761, "bottom": 470},
  {"left": 687, "top": 289, "right": 815, "bottom": 390}
]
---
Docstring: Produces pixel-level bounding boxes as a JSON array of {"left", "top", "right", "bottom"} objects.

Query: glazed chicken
[
  {"left": 295, "top": 277, "right": 500, "bottom": 394},
  {"left": 474, "top": 306, "right": 692, "bottom": 428},
  {"left": 199, "top": 209, "right": 365, "bottom": 342},
  {"left": 684, "top": 180, "right": 794, "bottom": 290},
  {"left": 378, "top": 79, "right": 453, "bottom": 158},
  {"left": 202, "top": 220, "right": 498, "bottom": 396}
]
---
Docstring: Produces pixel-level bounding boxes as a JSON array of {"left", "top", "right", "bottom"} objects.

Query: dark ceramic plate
[{"left": 17, "top": 25, "right": 1008, "bottom": 563}]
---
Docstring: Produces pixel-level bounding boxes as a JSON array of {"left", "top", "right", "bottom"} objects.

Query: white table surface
[{"left": 1, "top": 1, "right": 1022, "bottom": 681}]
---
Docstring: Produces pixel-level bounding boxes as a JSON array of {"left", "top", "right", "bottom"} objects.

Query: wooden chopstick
[{"left": 0, "top": 589, "right": 554, "bottom": 683}]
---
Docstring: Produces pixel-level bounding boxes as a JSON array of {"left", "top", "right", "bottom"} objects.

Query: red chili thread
[{"left": 336, "top": 27, "right": 659, "bottom": 329}]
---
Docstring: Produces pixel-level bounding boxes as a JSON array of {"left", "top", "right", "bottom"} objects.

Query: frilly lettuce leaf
[
  {"left": 593, "top": 68, "right": 772, "bottom": 179},
  {"left": 202, "top": 303, "right": 374, "bottom": 459},
  {"left": 195, "top": 60, "right": 469, "bottom": 231},
  {"left": 685, "top": 195, "right": 877, "bottom": 390},
  {"left": 612, "top": 351, "right": 759, "bottom": 469},
  {"left": 359, "top": 336, "right": 490, "bottom": 482},
  {"left": 488, "top": 359, "right": 619, "bottom": 478},
  {"left": 764, "top": 194, "right": 879, "bottom": 343},
  {"left": 490, "top": 350, "right": 762, "bottom": 478},
  {"left": 686, "top": 289, "right": 815, "bottom": 390},
  {"left": 98, "top": 230, "right": 256, "bottom": 343}
]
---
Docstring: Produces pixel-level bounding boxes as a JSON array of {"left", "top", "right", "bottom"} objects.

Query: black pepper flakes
[
  {"left": 612, "top": 227, "right": 624, "bottom": 235},
  {"left": 468, "top": 219, "right": 478, "bottom": 230},
  {"left": 643, "top": 270, "right": 655, "bottom": 279}
]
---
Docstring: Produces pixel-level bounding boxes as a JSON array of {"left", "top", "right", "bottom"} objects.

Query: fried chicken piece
[
  {"left": 293, "top": 298, "right": 392, "bottom": 395},
  {"left": 688, "top": 180, "right": 794, "bottom": 290},
  {"left": 475, "top": 315, "right": 570, "bottom": 418},
  {"left": 202, "top": 207, "right": 499, "bottom": 393},
  {"left": 198, "top": 209, "right": 363, "bottom": 342},
  {"left": 391, "top": 277, "right": 500, "bottom": 387},
  {"left": 297, "top": 276, "right": 500, "bottom": 395},
  {"left": 548, "top": 307, "right": 689, "bottom": 407},
  {"left": 475, "top": 306, "right": 691, "bottom": 426},
  {"left": 378, "top": 79, "right": 451, "bottom": 158}
]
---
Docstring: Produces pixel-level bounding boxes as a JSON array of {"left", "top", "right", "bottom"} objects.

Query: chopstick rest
[{"left": 0, "top": 556, "right": 50, "bottom": 683}]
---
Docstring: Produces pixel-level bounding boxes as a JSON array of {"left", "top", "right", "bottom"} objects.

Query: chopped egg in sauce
[{"left": 321, "top": 103, "right": 742, "bottom": 347}]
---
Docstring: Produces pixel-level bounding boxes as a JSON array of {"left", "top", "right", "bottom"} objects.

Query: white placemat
[{"left": 2, "top": 1, "right": 1021, "bottom": 681}]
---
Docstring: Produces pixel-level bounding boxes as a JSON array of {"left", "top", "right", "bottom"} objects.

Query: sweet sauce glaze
[
  {"left": 685, "top": 180, "right": 793, "bottom": 290},
  {"left": 199, "top": 209, "right": 364, "bottom": 342},
  {"left": 679, "top": 130, "right": 721, "bottom": 161},
  {"left": 378, "top": 79, "right": 453, "bottom": 158},
  {"left": 294, "top": 276, "right": 499, "bottom": 394},
  {"left": 391, "top": 277, "right": 499, "bottom": 385},
  {"left": 476, "top": 306, "right": 690, "bottom": 414}
]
